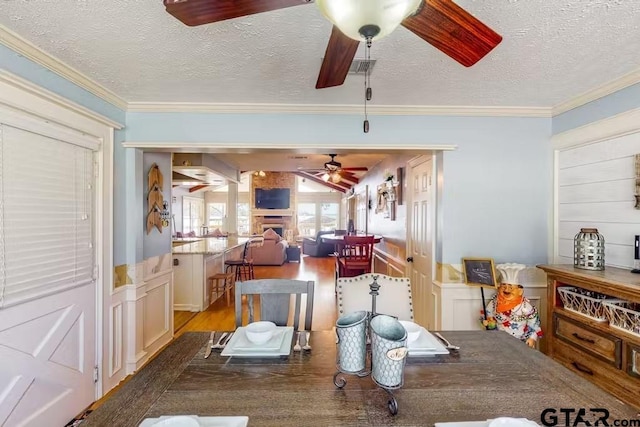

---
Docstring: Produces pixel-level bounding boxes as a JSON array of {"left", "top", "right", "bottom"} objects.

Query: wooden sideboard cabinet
[{"left": 538, "top": 264, "right": 640, "bottom": 409}]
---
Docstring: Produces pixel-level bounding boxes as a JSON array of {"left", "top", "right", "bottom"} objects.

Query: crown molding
[
  {"left": 122, "top": 141, "right": 458, "bottom": 152},
  {"left": 0, "top": 70, "right": 123, "bottom": 129},
  {"left": 551, "top": 106, "right": 640, "bottom": 150},
  {"left": 0, "top": 25, "right": 128, "bottom": 110},
  {"left": 127, "top": 102, "right": 552, "bottom": 117},
  {"left": 552, "top": 66, "right": 640, "bottom": 116},
  {"left": 5, "top": 20, "right": 639, "bottom": 119}
]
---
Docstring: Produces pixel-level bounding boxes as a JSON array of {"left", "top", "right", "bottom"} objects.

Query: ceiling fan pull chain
[{"left": 363, "top": 36, "right": 373, "bottom": 134}]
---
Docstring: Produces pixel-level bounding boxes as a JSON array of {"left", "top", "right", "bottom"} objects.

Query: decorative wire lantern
[{"left": 574, "top": 228, "right": 605, "bottom": 271}]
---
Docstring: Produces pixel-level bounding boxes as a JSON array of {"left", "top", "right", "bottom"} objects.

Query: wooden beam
[
  {"left": 293, "top": 172, "right": 347, "bottom": 193},
  {"left": 309, "top": 171, "right": 352, "bottom": 192},
  {"left": 189, "top": 185, "right": 210, "bottom": 193}
]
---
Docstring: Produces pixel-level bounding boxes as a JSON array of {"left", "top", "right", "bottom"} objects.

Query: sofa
[
  {"left": 302, "top": 230, "right": 335, "bottom": 257},
  {"left": 250, "top": 228, "right": 289, "bottom": 265}
]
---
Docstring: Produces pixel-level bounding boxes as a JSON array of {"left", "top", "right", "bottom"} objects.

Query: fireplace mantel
[{"left": 251, "top": 209, "right": 294, "bottom": 217}]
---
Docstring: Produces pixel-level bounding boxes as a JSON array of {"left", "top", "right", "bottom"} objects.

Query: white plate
[
  {"left": 138, "top": 416, "right": 249, "bottom": 427},
  {"left": 408, "top": 328, "right": 449, "bottom": 357},
  {"left": 435, "top": 419, "right": 539, "bottom": 427},
  {"left": 232, "top": 327, "right": 286, "bottom": 351},
  {"left": 221, "top": 326, "right": 294, "bottom": 357},
  {"left": 489, "top": 418, "right": 539, "bottom": 427},
  {"left": 435, "top": 422, "right": 486, "bottom": 427}
]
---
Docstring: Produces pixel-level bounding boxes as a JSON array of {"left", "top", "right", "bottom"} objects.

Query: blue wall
[
  {"left": 0, "top": 45, "right": 125, "bottom": 122},
  {"left": 553, "top": 82, "right": 640, "bottom": 134},
  {"left": 127, "top": 112, "right": 552, "bottom": 266},
  {"left": 441, "top": 124, "right": 550, "bottom": 264},
  {"left": 142, "top": 152, "right": 172, "bottom": 259}
]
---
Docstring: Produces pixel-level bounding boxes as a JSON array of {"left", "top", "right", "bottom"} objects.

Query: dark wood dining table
[{"left": 83, "top": 331, "right": 639, "bottom": 427}]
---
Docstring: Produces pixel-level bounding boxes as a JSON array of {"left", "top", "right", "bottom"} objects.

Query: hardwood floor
[
  {"left": 77, "top": 255, "right": 337, "bottom": 421},
  {"left": 173, "top": 311, "right": 197, "bottom": 332},
  {"left": 175, "top": 255, "right": 337, "bottom": 336}
]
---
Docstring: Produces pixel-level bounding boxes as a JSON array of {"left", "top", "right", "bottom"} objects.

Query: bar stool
[
  {"left": 208, "top": 271, "right": 235, "bottom": 305},
  {"left": 224, "top": 238, "right": 262, "bottom": 282}
]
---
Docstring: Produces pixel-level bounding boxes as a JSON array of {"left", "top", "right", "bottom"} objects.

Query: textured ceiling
[{"left": 1, "top": 0, "right": 640, "bottom": 107}]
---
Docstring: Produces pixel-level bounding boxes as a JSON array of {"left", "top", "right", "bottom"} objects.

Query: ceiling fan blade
[
  {"left": 164, "top": 0, "right": 309, "bottom": 27},
  {"left": 316, "top": 26, "right": 360, "bottom": 89},
  {"left": 341, "top": 167, "right": 368, "bottom": 172},
  {"left": 401, "top": 0, "right": 502, "bottom": 67}
]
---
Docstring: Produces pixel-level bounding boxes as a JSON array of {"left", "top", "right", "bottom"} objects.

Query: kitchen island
[
  {"left": 83, "top": 331, "right": 638, "bottom": 426},
  {"left": 172, "top": 237, "right": 249, "bottom": 311}
]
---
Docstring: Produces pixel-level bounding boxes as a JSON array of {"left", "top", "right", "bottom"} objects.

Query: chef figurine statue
[{"left": 483, "top": 263, "right": 543, "bottom": 348}]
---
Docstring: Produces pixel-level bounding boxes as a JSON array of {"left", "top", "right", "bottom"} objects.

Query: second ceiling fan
[
  {"left": 304, "top": 154, "right": 368, "bottom": 184},
  {"left": 164, "top": 0, "right": 502, "bottom": 89}
]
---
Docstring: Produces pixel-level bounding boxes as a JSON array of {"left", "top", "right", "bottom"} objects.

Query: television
[{"left": 255, "top": 188, "right": 290, "bottom": 209}]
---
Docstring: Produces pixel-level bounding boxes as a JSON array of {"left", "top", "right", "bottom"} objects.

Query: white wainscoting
[
  {"left": 555, "top": 124, "right": 640, "bottom": 268},
  {"left": 104, "top": 253, "right": 173, "bottom": 393}
]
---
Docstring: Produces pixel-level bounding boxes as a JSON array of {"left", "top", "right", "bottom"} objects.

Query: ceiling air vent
[{"left": 349, "top": 59, "right": 376, "bottom": 75}]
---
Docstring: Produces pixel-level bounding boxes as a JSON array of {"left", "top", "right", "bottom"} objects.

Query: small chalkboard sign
[{"left": 462, "top": 258, "right": 497, "bottom": 288}]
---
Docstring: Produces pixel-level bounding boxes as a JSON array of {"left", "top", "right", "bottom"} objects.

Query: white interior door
[
  {"left": 407, "top": 157, "right": 435, "bottom": 329},
  {"left": 0, "top": 124, "right": 97, "bottom": 427}
]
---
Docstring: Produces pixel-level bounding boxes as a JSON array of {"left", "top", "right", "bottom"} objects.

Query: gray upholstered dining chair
[{"left": 235, "top": 279, "right": 315, "bottom": 331}]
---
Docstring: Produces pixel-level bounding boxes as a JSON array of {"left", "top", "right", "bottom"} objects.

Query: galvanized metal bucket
[
  {"left": 370, "top": 314, "right": 408, "bottom": 389},
  {"left": 336, "top": 310, "right": 368, "bottom": 373}
]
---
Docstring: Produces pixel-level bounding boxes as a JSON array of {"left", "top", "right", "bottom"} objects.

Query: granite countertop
[{"left": 171, "top": 236, "right": 249, "bottom": 255}]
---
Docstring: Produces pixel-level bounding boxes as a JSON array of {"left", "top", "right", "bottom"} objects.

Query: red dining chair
[{"left": 336, "top": 235, "right": 375, "bottom": 278}]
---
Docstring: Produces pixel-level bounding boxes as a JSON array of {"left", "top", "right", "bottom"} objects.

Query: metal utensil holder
[{"left": 333, "top": 276, "right": 408, "bottom": 415}]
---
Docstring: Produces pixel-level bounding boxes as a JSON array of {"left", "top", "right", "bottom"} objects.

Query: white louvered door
[{"left": 0, "top": 123, "right": 97, "bottom": 427}]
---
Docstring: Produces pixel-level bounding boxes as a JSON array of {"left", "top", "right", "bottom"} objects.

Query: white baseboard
[{"left": 173, "top": 303, "right": 199, "bottom": 312}]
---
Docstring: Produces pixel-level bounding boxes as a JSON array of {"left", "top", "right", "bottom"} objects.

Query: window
[
  {"left": 296, "top": 177, "right": 342, "bottom": 237},
  {"left": 208, "top": 203, "right": 226, "bottom": 229},
  {"left": 183, "top": 197, "right": 204, "bottom": 235},
  {"left": 321, "top": 203, "right": 339, "bottom": 231},
  {"left": 237, "top": 202, "right": 250, "bottom": 236},
  {"left": 297, "top": 203, "right": 316, "bottom": 237}
]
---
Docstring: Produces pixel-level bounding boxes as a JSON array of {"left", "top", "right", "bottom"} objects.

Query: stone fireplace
[
  {"left": 251, "top": 172, "right": 296, "bottom": 236},
  {"left": 261, "top": 223, "right": 284, "bottom": 236}
]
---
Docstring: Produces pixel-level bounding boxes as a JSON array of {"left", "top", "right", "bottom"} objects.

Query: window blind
[{"left": 0, "top": 124, "right": 95, "bottom": 308}]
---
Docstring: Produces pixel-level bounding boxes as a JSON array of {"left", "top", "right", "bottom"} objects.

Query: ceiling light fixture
[
  {"left": 316, "top": 1, "right": 422, "bottom": 132},
  {"left": 254, "top": 170, "right": 266, "bottom": 177},
  {"left": 321, "top": 155, "right": 344, "bottom": 183},
  {"left": 316, "top": 0, "right": 422, "bottom": 42}
]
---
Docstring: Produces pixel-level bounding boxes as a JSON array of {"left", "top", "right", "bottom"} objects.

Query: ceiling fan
[
  {"left": 303, "top": 154, "right": 368, "bottom": 184},
  {"left": 163, "top": 0, "right": 502, "bottom": 89}
]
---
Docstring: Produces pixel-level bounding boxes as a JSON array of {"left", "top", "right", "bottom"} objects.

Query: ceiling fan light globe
[
  {"left": 322, "top": 172, "right": 331, "bottom": 182},
  {"left": 331, "top": 172, "right": 342, "bottom": 183},
  {"left": 316, "top": 0, "right": 422, "bottom": 41}
]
